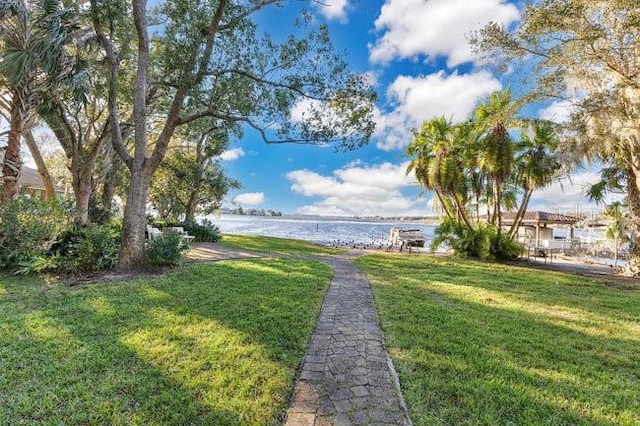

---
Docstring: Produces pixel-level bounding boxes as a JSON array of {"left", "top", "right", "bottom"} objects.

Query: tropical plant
[
  {"left": 49, "top": 221, "right": 121, "bottom": 274},
  {"left": 408, "top": 93, "right": 561, "bottom": 261},
  {"left": 0, "top": 0, "right": 80, "bottom": 200},
  {"left": 431, "top": 217, "right": 522, "bottom": 261},
  {"left": 474, "top": 89, "right": 523, "bottom": 229},
  {"left": 407, "top": 117, "right": 473, "bottom": 227},
  {"left": 508, "top": 119, "right": 561, "bottom": 238},
  {"left": 603, "top": 202, "right": 631, "bottom": 267},
  {"left": 0, "top": 196, "right": 71, "bottom": 270},
  {"left": 472, "top": 0, "right": 640, "bottom": 274},
  {"left": 182, "top": 219, "right": 221, "bottom": 243}
]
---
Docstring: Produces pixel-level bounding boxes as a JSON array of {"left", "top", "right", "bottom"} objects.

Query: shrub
[
  {"left": 182, "top": 219, "right": 221, "bottom": 242},
  {"left": 148, "top": 218, "right": 221, "bottom": 242},
  {"left": 50, "top": 221, "right": 121, "bottom": 274},
  {"left": 146, "top": 232, "right": 188, "bottom": 267},
  {"left": 0, "top": 197, "right": 71, "bottom": 270},
  {"left": 431, "top": 218, "right": 523, "bottom": 261}
]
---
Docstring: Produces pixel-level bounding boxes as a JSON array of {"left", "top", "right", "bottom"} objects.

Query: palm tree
[
  {"left": 508, "top": 119, "right": 561, "bottom": 238},
  {"left": 474, "top": 90, "right": 523, "bottom": 230},
  {"left": 407, "top": 117, "right": 473, "bottom": 228},
  {"left": 0, "top": 0, "right": 78, "bottom": 200},
  {"left": 604, "top": 201, "right": 630, "bottom": 267}
]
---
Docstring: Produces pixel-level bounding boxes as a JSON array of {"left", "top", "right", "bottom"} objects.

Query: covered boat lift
[{"left": 502, "top": 211, "right": 579, "bottom": 252}]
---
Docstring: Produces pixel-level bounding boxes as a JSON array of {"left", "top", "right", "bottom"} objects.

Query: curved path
[{"left": 185, "top": 244, "right": 411, "bottom": 425}]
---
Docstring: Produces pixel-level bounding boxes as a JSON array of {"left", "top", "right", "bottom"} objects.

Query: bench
[{"left": 162, "top": 226, "right": 195, "bottom": 244}]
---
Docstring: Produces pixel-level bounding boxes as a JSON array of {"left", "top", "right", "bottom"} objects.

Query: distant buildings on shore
[
  {"left": 220, "top": 207, "right": 283, "bottom": 216},
  {"left": 217, "top": 208, "right": 437, "bottom": 223}
]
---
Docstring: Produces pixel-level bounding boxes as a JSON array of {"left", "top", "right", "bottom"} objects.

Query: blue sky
[
  {"left": 220, "top": 0, "right": 605, "bottom": 218},
  {"left": 13, "top": 1, "right": 599, "bottom": 218}
]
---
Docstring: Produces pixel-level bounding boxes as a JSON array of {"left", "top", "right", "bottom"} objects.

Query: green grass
[
  {"left": 219, "top": 234, "right": 345, "bottom": 255},
  {"left": 0, "top": 258, "right": 332, "bottom": 425},
  {"left": 355, "top": 254, "right": 640, "bottom": 425}
]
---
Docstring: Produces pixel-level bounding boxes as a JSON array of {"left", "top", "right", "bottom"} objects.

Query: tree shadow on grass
[
  {"left": 357, "top": 256, "right": 640, "bottom": 425},
  {"left": 366, "top": 255, "right": 640, "bottom": 328},
  {"left": 0, "top": 257, "right": 332, "bottom": 425}
]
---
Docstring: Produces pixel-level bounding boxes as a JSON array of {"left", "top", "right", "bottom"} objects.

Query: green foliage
[
  {"left": 14, "top": 253, "right": 61, "bottom": 275},
  {"left": 49, "top": 222, "right": 121, "bottom": 274},
  {"left": 407, "top": 96, "right": 561, "bottom": 240},
  {"left": 432, "top": 218, "right": 522, "bottom": 261},
  {"left": 182, "top": 219, "right": 221, "bottom": 243},
  {"left": 146, "top": 232, "right": 188, "bottom": 267},
  {"left": 0, "top": 196, "right": 71, "bottom": 270},
  {"left": 150, "top": 147, "right": 239, "bottom": 221},
  {"left": 148, "top": 218, "right": 221, "bottom": 243},
  {"left": 473, "top": 0, "right": 640, "bottom": 271}
]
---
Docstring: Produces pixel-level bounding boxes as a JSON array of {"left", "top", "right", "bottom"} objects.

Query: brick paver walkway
[{"left": 285, "top": 255, "right": 411, "bottom": 426}]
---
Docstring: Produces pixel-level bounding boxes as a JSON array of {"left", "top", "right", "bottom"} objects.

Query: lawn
[
  {"left": 0, "top": 257, "right": 332, "bottom": 425},
  {"left": 355, "top": 254, "right": 640, "bottom": 425},
  {"left": 219, "top": 234, "right": 345, "bottom": 255}
]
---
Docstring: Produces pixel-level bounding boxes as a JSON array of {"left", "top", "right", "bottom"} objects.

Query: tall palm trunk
[
  {"left": 24, "top": 130, "right": 56, "bottom": 200},
  {"left": 2, "top": 88, "right": 26, "bottom": 200},
  {"left": 508, "top": 186, "right": 533, "bottom": 239},
  {"left": 491, "top": 180, "right": 501, "bottom": 227},
  {"left": 453, "top": 195, "right": 473, "bottom": 229}
]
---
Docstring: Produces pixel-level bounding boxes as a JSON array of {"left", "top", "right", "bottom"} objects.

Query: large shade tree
[
  {"left": 472, "top": 0, "right": 640, "bottom": 272},
  {"left": 90, "top": 0, "right": 376, "bottom": 270}
]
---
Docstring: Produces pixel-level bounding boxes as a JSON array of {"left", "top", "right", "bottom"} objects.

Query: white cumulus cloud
[
  {"left": 219, "top": 148, "right": 245, "bottom": 161},
  {"left": 528, "top": 171, "right": 622, "bottom": 215},
  {"left": 287, "top": 161, "right": 431, "bottom": 217},
  {"left": 369, "top": 0, "right": 520, "bottom": 67},
  {"left": 313, "top": 0, "right": 348, "bottom": 21},
  {"left": 375, "top": 71, "right": 502, "bottom": 150},
  {"left": 233, "top": 192, "right": 265, "bottom": 206}
]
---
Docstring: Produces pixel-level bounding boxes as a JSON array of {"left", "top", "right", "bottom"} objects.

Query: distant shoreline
[{"left": 212, "top": 213, "right": 441, "bottom": 225}]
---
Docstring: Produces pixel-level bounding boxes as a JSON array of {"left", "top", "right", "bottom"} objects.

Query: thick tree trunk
[
  {"left": 117, "top": 169, "right": 152, "bottom": 270},
  {"left": 101, "top": 168, "right": 116, "bottom": 215},
  {"left": 70, "top": 153, "right": 94, "bottom": 225},
  {"left": 184, "top": 191, "right": 199, "bottom": 224},
  {"left": 24, "top": 130, "right": 56, "bottom": 200},
  {"left": 74, "top": 174, "right": 93, "bottom": 225},
  {"left": 624, "top": 163, "right": 640, "bottom": 276},
  {"left": 100, "top": 142, "right": 118, "bottom": 216},
  {"left": 2, "top": 95, "right": 24, "bottom": 200}
]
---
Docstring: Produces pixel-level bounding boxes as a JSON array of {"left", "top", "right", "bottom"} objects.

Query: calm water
[{"left": 206, "top": 215, "right": 436, "bottom": 246}]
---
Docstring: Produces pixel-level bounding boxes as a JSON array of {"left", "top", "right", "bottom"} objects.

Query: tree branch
[{"left": 90, "top": 0, "right": 132, "bottom": 168}]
